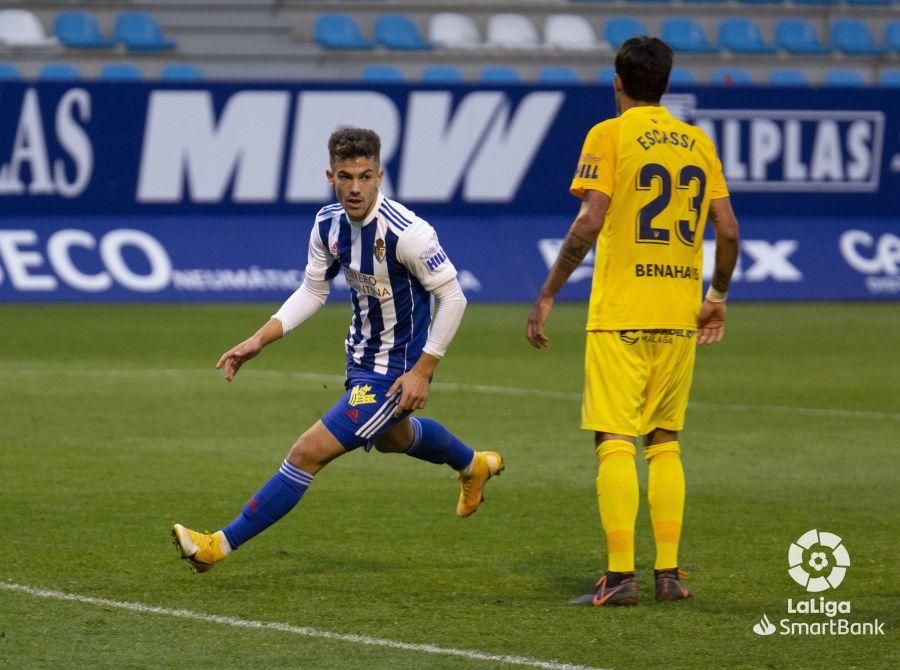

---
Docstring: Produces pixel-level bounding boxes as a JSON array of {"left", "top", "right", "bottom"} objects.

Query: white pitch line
[
  {"left": 5, "top": 366, "right": 899, "bottom": 421},
  {"left": 0, "top": 582, "right": 608, "bottom": 670}
]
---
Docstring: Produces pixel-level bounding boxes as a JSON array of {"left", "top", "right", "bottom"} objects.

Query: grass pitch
[{"left": 1, "top": 302, "right": 897, "bottom": 669}]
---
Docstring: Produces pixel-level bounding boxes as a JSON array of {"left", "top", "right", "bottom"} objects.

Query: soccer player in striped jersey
[
  {"left": 526, "top": 37, "right": 740, "bottom": 606},
  {"left": 173, "top": 128, "right": 504, "bottom": 574}
]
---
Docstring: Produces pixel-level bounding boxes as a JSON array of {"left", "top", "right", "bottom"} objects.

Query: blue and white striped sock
[
  {"left": 404, "top": 417, "right": 475, "bottom": 471},
  {"left": 222, "top": 459, "right": 314, "bottom": 549}
]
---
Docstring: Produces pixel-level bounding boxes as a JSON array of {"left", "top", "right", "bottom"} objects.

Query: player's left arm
[
  {"left": 526, "top": 189, "right": 610, "bottom": 349},
  {"left": 389, "top": 224, "right": 465, "bottom": 413},
  {"left": 697, "top": 196, "right": 740, "bottom": 345}
]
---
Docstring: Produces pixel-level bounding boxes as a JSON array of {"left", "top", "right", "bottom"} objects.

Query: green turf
[{"left": 1, "top": 303, "right": 897, "bottom": 669}]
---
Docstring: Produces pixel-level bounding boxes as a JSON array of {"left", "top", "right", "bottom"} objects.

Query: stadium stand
[
  {"left": 0, "top": 9, "right": 59, "bottom": 48},
  {"left": 712, "top": 66, "right": 753, "bottom": 85},
  {"left": 38, "top": 63, "right": 82, "bottom": 79},
  {"left": 0, "top": 62, "right": 21, "bottom": 79},
  {"left": 880, "top": 69, "right": 900, "bottom": 86},
  {"left": 669, "top": 67, "right": 697, "bottom": 84},
  {"left": 768, "top": 68, "right": 810, "bottom": 85},
  {"left": 374, "top": 14, "right": 432, "bottom": 51},
  {"left": 99, "top": 63, "right": 143, "bottom": 80},
  {"left": 824, "top": 68, "right": 866, "bottom": 85},
  {"left": 160, "top": 63, "right": 204, "bottom": 81},
  {"left": 486, "top": 14, "right": 541, "bottom": 50},
  {"left": 54, "top": 11, "right": 115, "bottom": 49},
  {"left": 361, "top": 64, "right": 405, "bottom": 82},
  {"left": 598, "top": 65, "right": 616, "bottom": 84},
  {"left": 4, "top": 2, "right": 898, "bottom": 86},
  {"left": 421, "top": 65, "right": 465, "bottom": 83},
  {"left": 114, "top": 12, "right": 175, "bottom": 52},
  {"left": 480, "top": 65, "right": 522, "bottom": 82},
  {"left": 538, "top": 66, "right": 582, "bottom": 83}
]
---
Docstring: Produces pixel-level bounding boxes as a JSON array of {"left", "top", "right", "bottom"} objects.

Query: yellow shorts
[{"left": 581, "top": 329, "right": 696, "bottom": 437}]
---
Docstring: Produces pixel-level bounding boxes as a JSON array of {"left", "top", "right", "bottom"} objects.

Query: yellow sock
[
  {"left": 645, "top": 441, "right": 685, "bottom": 570},
  {"left": 596, "top": 439, "right": 638, "bottom": 573}
]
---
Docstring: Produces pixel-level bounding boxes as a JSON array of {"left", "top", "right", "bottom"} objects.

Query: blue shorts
[{"left": 321, "top": 372, "right": 411, "bottom": 451}]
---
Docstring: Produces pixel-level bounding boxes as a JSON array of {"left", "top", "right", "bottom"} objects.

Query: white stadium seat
[
  {"left": 428, "top": 13, "right": 481, "bottom": 50},
  {"left": 486, "top": 13, "right": 540, "bottom": 50},
  {"left": 544, "top": 14, "right": 602, "bottom": 51},
  {"left": 0, "top": 9, "right": 59, "bottom": 48}
]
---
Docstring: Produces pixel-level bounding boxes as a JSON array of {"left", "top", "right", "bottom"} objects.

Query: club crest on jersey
[
  {"left": 374, "top": 238, "right": 386, "bottom": 263},
  {"left": 348, "top": 384, "right": 377, "bottom": 406},
  {"left": 330, "top": 241, "right": 339, "bottom": 256}
]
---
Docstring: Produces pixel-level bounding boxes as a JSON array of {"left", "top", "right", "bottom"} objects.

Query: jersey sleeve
[
  {"left": 570, "top": 120, "right": 618, "bottom": 200},
  {"left": 396, "top": 220, "right": 458, "bottom": 292},
  {"left": 303, "top": 218, "right": 339, "bottom": 282},
  {"left": 708, "top": 153, "right": 729, "bottom": 200}
]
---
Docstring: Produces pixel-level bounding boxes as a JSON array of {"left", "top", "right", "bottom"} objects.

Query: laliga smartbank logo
[{"left": 753, "top": 530, "right": 885, "bottom": 637}]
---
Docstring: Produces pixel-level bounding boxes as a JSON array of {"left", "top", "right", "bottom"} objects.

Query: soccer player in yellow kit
[{"left": 526, "top": 37, "right": 740, "bottom": 606}]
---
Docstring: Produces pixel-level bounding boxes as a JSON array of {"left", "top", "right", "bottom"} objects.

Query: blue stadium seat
[
  {"left": 662, "top": 18, "right": 717, "bottom": 53},
  {"left": 775, "top": 19, "right": 829, "bottom": 54},
  {"left": 879, "top": 69, "right": 900, "bottom": 86},
  {"left": 684, "top": 0, "right": 729, "bottom": 4},
  {"left": 361, "top": 65, "right": 405, "bottom": 82},
  {"left": 847, "top": 0, "right": 891, "bottom": 5},
  {"left": 374, "top": 14, "right": 432, "bottom": 50},
  {"left": 888, "top": 22, "right": 900, "bottom": 53},
  {"left": 712, "top": 67, "right": 753, "bottom": 85},
  {"left": 538, "top": 66, "right": 581, "bottom": 83},
  {"left": 669, "top": 67, "right": 696, "bottom": 85},
  {"left": 421, "top": 65, "right": 464, "bottom": 83},
  {"left": 160, "top": 63, "right": 204, "bottom": 80},
  {"left": 597, "top": 65, "right": 616, "bottom": 84},
  {"left": 480, "top": 66, "right": 521, "bottom": 83},
  {"left": 100, "top": 63, "right": 143, "bottom": 80},
  {"left": 605, "top": 17, "right": 647, "bottom": 48},
  {"left": 0, "top": 63, "right": 21, "bottom": 79},
  {"left": 719, "top": 18, "right": 775, "bottom": 54},
  {"left": 793, "top": 0, "right": 837, "bottom": 4},
  {"left": 39, "top": 63, "right": 82, "bottom": 80},
  {"left": 738, "top": 0, "right": 784, "bottom": 4},
  {"left": 315, "top": 14, "right": 372, "bottom": 50},
  {"left": 114, "top": 12, "right": 175, "bottom": 52},
  {"left": 768, "top": 68, "right": 809, "bottom": 86},
  {"left": 831, "top": 19, "right": 883, "bottom": 56},
  {"left": 824, "top": 69, "right": 866, "bottom": 86},
  {"left": 54, "top": 11, "right": 115, "bottom": 48}
]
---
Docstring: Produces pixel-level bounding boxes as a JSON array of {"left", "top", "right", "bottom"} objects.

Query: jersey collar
[{"left": 621, "top": 105, "right": 668, "bottom": 120}]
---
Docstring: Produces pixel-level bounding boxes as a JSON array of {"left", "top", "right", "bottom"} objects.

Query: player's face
[{"left": 327, "top": 156, "right": 383, "bottom": 221}]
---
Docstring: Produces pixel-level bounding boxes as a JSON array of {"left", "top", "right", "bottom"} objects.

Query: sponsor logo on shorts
[
  {"left": 619, "top": 332, "right": 639, "bottom": 345},
  {"left": 348, "top": 384, "right": 377, "bottom": 407},
  {"left": 344, "top": 408, "right": 360, "bottom": 423}
]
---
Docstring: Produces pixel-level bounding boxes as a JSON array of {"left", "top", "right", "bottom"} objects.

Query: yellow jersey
[{"left": 570, "top": 105, "right": 728, "bottom": 331}]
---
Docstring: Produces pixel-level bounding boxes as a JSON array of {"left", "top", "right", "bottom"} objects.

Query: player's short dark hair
[
  {"left": 328, "top": 128, "right": 381, "bottom": 166},
  {"left": 615, "top": 36, "right": 674, "bottom": 103}
]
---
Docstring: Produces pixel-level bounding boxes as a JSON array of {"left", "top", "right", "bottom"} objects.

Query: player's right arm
[
  {"left": 697, "top": 196, "right": 740, "bottom": 345},
  {"left": 526, "top": 188, "right": 610, "bottom": 349},
  {"left": 217, "top": 215, "right": 337, "bottom": 382}
]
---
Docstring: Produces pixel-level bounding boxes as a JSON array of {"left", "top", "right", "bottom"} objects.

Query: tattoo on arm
[
  {"left": 557, "top": 232, "right": 594, "bottom": 274},
  {"left": 712, "top": 270, "right": 731, "bottom": 293}
]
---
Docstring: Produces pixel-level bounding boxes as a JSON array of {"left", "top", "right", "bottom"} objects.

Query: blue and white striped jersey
[{"left": 304, "top": 192, "right": 458, "bottom": 377}]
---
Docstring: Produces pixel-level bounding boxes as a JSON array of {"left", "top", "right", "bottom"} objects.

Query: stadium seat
[
  {"left": 662, "top": 18, "right": 717, "bottom": 53},
  {"left": 793, "top": 0, "right": 837, "bottom": 5},
  {"left": 824, "top": 69, "right": 866, "bottom": 86},
  {"left": 428, "top": 13, "right": 481, "bottom": 49},
  {"left": 684, "top": 0, "right": 729, "bottom": 4},
  {"left": 847, "top": 0, "right": 891, "bottom": 5},
  {"left": 314, "top": 13, "right": 372, "bottom": 50},
  {"left": 768, "top": 68, "right": 809, "bottom": 86},
  {"left": 669, "top": 67, "right": 696, "bottom": 85},
  {"left": 361, "top": 65, "right": 405, "bottom": 82},
  {"left": 54, "top": 11, "right": 115, "bottom": 48},
  {"left": 712, "top": 67, "right": 752, "bottom": 85},
  {"left": 605, "top": 17, "right": 648, "bottom": 48},
  {"left": 421, "top": 65, "right": 464, "bottom": 83},
  {"left": 0, "top": 63, "right": 21, "bottom": 79},
  {"left": 480, "top": 66, "right": 521, "bottom": 83},
  {"left": 775, "top": 19, "right": 829, "bottom": 55},
  {"left": 719, "top": 18, "right": 775, "bottom": 54},
  {"left": 100, "top": 63, "right": 143, "bottom": 80},
  {"left": 538, "top": 66, "right": 581, "bottom": 83},
  {"left": 114, "top": 12, "right": 175, "bottom": 52},
  {"left": 888, "top": 22, "right": 900, "bottom": 53},
  {"left": 486, "top": 14, "right": 540, "bottom": 49},
  {"left": 0, "top": 9, "right": 59, "bottom": 47},
  {"left": 544, "top": 14, "right": 601, "bottom": 51},
  {"left": 374, "top": 14, "right": 432, "bottom": 51},
  {"left": 879, "top": 69, "right": 900, "bottom": 86},
  {"left": 598, "top": 65, "right": 616, "bottom": 84},
  {"left": 737, "top": 0, "right": 784, "bottom": 4},
  {"left": 38, "top": 63, "right": 82, "bottom": 80},
  {"left": 160, "top": 63, "right": 204, "bottom": 80},
  {"left": 831, "top": 19, "right": 883, "bottom": 56}
]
